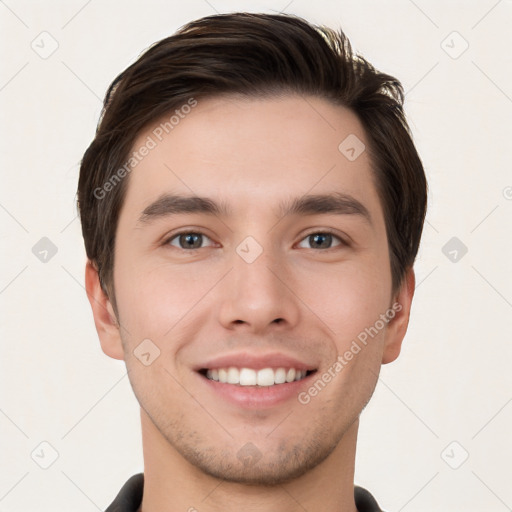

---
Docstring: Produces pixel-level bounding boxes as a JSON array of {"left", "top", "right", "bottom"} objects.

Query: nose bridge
[{"left": 216, "top": 236, "right": 300, "bottom": 331}]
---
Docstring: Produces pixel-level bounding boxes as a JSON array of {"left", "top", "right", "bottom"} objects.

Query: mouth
[{"left": 197, "top": 367, "right": 318, "bottom": 387}]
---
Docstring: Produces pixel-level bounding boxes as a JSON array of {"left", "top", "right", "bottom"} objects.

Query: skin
[{"left": 85, "top": 94, "right": 415, "bottom": 512}]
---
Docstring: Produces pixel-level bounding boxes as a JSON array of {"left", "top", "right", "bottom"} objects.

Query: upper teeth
[{"left": 205, "top": 367, "right": 308, "bottom": 386}]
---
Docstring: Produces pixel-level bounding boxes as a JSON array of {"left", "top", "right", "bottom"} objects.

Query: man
[{"left": 78, "top": 11, "right": 427, "bottom": 512}]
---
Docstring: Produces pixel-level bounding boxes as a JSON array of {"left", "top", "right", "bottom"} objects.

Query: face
[{"left": 87, "top": 94, "right": 414, "bottom": 485}]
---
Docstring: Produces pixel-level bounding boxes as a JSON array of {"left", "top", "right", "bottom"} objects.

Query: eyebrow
[
  {"left": 280, "top": 192, "right": 372, "bottom": 224},
  {"left": 137, "top": 192, "right": 372, "bottom": 226}
]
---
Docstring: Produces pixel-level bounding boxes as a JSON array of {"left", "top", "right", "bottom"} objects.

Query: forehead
[{"left": 119, "top": 94, "right": 383, "bottom": 226}]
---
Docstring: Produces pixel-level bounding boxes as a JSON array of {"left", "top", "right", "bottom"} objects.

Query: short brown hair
[{"left": 77, "top": 12, "right": 427, "bottom": 311}]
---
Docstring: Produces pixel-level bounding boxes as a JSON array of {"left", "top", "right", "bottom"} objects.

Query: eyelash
[
  {"left": 297, "top": 230, "right": 348, "bottom": 250},
  {"left": 162, "top": 229, "right": 348, "bottom": 251}
]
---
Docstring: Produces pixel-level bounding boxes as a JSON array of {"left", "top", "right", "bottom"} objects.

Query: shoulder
[
  {"left": 104, "top": 473, "right": 144, "bottom": 512},
  {"left": 354, "top": 485, "right": 387, "bottom": 512}
]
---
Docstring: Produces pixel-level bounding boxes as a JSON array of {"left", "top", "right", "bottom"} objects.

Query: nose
[{"left": 216, "top": 245, "right": 301, "bottom": 333}]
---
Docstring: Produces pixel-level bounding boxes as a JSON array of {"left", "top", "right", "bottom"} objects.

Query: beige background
[{"left": 1, "top": 0, "right": 511, "bottom": 510}]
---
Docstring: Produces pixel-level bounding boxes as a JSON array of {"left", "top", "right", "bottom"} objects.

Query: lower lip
[{"left": 197, "top": 372, "right": 316, "bottom": 409}]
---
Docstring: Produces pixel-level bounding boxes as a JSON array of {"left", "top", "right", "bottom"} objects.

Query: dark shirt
[{"left": 105, "top": 473, "right": 385, "bottom": 511}]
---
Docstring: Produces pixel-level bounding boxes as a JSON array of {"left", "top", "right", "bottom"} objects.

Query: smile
[{"left": 199, "top": 367, "right": 316, "bottom": 387}]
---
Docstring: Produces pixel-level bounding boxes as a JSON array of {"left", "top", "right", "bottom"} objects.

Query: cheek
[
  {"left": 113, "top": 256, "right": 217, "bottom": 342},
  {"left": 302, "top": 265, "right": 390, "bottom": 408},
  {"left": 295, "top": 256, "right": 392, "bottom": 345}
]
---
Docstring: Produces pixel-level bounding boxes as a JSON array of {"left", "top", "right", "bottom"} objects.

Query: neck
[{"left": 139, "top": 409, "right": 359, "bottom": 512}]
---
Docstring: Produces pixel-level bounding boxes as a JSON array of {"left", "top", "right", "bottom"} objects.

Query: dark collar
[{"left": 105, "top": 473, "right": 385, "bottom": 512}]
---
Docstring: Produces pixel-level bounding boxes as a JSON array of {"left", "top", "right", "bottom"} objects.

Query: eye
[
  {"left": 297, "top": 231, "right": 345, "bottom": 250},
  {"left": 166, "top": 231, "right": 215, "bottom": 250}
]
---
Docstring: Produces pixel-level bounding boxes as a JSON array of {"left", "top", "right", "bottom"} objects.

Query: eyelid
[
  {"left": 162, "top": 228, "right": 350, "bottom": 251},
  {"left": 296, "top": 229, "right": 349, "bottom": 249},
  {"left": 163, "top": 229, "right": 217, "bottom": 249}
]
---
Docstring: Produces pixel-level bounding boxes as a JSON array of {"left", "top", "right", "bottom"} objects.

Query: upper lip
[{"left": 194, "top": 352, "right": 318, "bottom": 372}]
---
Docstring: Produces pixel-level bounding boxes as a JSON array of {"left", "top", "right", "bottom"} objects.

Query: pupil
[
  {"left": 181, "top": 233, "right": 201, "bottom": 248},
  {"left": 311, "top": 233, "right": 331, "bottom": 248}
]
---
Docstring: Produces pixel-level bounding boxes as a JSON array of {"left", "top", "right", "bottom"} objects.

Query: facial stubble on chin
[{"left": 136, "top": 388, "right": 360, "bottom": 487}]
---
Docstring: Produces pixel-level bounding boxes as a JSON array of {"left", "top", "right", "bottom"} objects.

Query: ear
[
  {"left": 381, "top": 267, "right": 415, "bottom": 364},
  {"left": 84, "top": 260, "right": 124, "bottom": 360}
]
